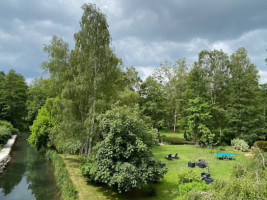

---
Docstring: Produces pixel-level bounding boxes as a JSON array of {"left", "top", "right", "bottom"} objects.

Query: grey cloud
[{"left": 0, "top": 0, "right": 266, "bottom": 83}]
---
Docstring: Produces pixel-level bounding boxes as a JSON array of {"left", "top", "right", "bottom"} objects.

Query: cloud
[{"left": 0, "top": 0, "right": 266, "bottom": 83}]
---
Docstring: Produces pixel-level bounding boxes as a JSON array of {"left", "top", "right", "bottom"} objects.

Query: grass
[
  {"left": 159, "top": 130, "right": 190, "bottom": 144},
  {"left": 62, "top": 145, "right": 251, "bottom": 200}
]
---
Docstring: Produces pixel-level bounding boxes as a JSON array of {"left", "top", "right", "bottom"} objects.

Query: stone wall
[{"left": 0, "top": 135, "right": 17, "bottom": 174}]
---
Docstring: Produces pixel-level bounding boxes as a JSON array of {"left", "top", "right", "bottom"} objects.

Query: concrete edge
[{"left": 0, "top": 135, "right": 17, "bottom": 173}]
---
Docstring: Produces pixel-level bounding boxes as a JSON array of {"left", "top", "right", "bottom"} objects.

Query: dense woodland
[{"left": 0, "top": 3, "right": 267, "bottom": 199}]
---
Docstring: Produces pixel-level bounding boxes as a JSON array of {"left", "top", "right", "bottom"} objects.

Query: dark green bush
[
  {"left": 46, "top": 150, "right": 78, "bottom": 200},
  {"left": 0, "top": 126, "right": 12, "bottom": 144},
  {"left": 254, "top": 140, "right": 267, "bottom": 152}
]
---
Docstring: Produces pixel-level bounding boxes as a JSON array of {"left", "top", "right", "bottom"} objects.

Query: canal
[{"left": 0, "top": 133, "right": 61, "bottom": 200}]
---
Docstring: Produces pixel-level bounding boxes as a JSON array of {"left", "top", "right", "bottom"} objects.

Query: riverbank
[
  {"left": 0, "top": 133, "right": 61, "bottom": 200},
  {"left": 0, "top": 135, "right": 17, "bottom": 174}
]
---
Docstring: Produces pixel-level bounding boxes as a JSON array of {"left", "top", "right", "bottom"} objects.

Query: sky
[{"left": 0, "top": 0, "right": 267, "bottom": 84}]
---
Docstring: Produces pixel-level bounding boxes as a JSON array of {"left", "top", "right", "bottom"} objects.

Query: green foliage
[
  {"left": 0, "top": 126, "right": 12, "bottom": 144},
  {"left": 231, "top": 138, "right": 249, "bottom": 152},
  {"left": 186, "top": 97, "right": 214, "bottom": 144},
  {"left": 177, "top": 170, "right": 207, "bottom": 197},
  {"left": 185, "top": 149, "right": 267, "bottom": 200},
  {"left": 81, "top": 105, "right": 166, "bottom": 193},
  {"left": 225, "top": 48, "right": 263, "bottom": 144},
  {"left": 46, "top": 150, "right": 78, "bottom": 200},
  {"left": 179, "top": 181, "right": 208, "bottom": 196},
  {"left": 177, "top": 169, "right": 199, "bottom": 185},
  {"left": 254, "top": 140, "right": 267, "bottom": 152},
  {"left": 26, "top": 77, "right": 55, "bottom": 124},
  {"left": 28, "top": 107, "right": 53, "bottom": 150},
  {"left": 140, "top": 76, "right": 168, "bottom": 129},
  {"left": 0, "top": 120, "right": 13, "bottom": 128},
  {"left": 0, "top": 70, "right": 28, "bottom": 128}
]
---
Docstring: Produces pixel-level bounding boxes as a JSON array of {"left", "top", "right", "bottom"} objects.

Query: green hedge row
[{"left": 46, "top": 150, "right": 78, "bottom": 200}]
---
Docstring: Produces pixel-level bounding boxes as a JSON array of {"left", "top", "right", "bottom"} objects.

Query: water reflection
[{"left": 0, "top": 133, "right": 60, "bottom": 200}]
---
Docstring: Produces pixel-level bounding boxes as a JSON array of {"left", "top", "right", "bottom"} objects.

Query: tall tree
[
  {"left": 1, "top": 70, "right": 28, "bottom": 128},
  {"left": 198, "top": 49, "right": 230, "bottom": 141},
  {"left": 38, "top": 4, "right": 123, "bottom": 155},
  {"left": 226, "top": 47, "right": 262, "bottom": 144},
  {"left": 140, "top": 76, "right": 168, "bottom": 131},
  {"left": 154, "top": 59, "right": 188, "bottom": 132}
]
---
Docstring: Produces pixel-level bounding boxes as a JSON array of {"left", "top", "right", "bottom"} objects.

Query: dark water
[{"left": 0, "top": 133, "right": 61, "bottom": 200}]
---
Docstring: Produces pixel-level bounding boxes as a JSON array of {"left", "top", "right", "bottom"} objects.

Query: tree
[
  {"left": 81, "top": 105, "right": 166, "bottom": 193},
  {"left": 186, "top": 97, "right": 214, "bottom": 144},
  {"left": 154, "top": 59, "right": 188, "bottom": 132},
  {"left": 197, "top": 49, "right": 230, "bottom": 141},
  {"left": 1, "top": 70, "right": 28, "bottom": 128},
  {"left": 26, "top": 77, "right": 54, "bottom": 124},
  {"left": 225, "top": 48, "right": 262, "bottom": 144},
  {"left": 28, "top": 107, "right": 53, "bottom": 150},
  {"left": 140, "top": 76, "right": 168, "bottom": 133}
]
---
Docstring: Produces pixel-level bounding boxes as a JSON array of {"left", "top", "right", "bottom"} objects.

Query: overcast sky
[{"left": 0, "top": 0, "right": 267, "bottom": 84}]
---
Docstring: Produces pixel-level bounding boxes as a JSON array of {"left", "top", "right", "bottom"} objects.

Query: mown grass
[{"left": 62, "top": 144, "right": 251, "bottom": 200}]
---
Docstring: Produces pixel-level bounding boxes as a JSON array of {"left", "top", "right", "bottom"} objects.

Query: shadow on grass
[{"left": 83, "top": 179, "right": 175, "bottom": 200}]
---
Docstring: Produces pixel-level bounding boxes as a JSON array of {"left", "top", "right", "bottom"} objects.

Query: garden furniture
[
  {"left": 204, "top": 177, "right": 214, "bottom": 184},
  {"left": 188, "top": 162, "right": 195, "bottom": 168},
  {"left": 201, "top": 172, "right": 210, "bottom": 180},
  {"left": 215, "top": 153, "right": 235, "bottom": 160},
  {"left": 172, "top": 153, "right": 179, "bottom": 159},
  {"left": 165, "top": 154, "right": 172, "bottom": 160}
]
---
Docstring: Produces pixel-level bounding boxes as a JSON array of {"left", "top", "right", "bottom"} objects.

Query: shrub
[
  {"left": 29, "top": 107, "right": 52, "bottom": 150},
  {"left": 254, "top": 141, "right": 267, "bottom": 152},
  {"left": 177, "top": 170, "right": 207, "bottom": 197},
  {"left": 177, "top": 169, "right": 199, "bottom": 185},
  {"left": 231, "top": 138, "right": 249, "bottom": 152},
  {"left": 0, "top": 126, "right": 12, "bottom": 144},
  {"left": 179, "top": 181, "right": 208, "bottom": 196},
  {"left": 0, "top": 121, "right": 13, "bottom": 129},
  {"left": 46, "top": 150, "right": 78, "bottom": 200},
  {"left": 81, "top": 105, "right": 167, "bottom": 193}
]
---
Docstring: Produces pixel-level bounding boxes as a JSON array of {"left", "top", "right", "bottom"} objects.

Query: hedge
[{"left": 46, "top": 150, "right": 78, "bottom": 200}]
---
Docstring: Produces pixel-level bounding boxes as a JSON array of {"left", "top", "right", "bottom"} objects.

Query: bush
[
  {"left": 29, "top": 107, "right": 52, "bottom": 150},
  {"left": 46, "top": 150, "right": 78, "bottom": 200},
  {"left": 254, "top": 141, "right": 267, "bottom": 152},
  {"left": 231, "top": 138, "right": 249, "bottom": 152},
  {"left": 177, "top": 169, "right": 199, "bottom": 185},
  {"left": 177, "top": 170, "right": 207, "bottom": 197},
  {"left": 81, "top": 105, "right": 167, "bottom": 193},
  {"left": 0, "top": 126, "right": 12, "bottom": 144},
  {"left": 0, "top": 121, "right": 13, "bottom": 129},
  {"left": 179, "top": 181, "right": 208, "bottom": 196}
]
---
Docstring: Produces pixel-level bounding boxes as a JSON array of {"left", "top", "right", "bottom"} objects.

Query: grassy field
[{"left": 62, "top": 144, "right": 251, "bottom": 200}]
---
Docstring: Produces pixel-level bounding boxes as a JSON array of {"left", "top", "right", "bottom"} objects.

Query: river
[{"left": 0, "top": 133, "right": 61, "bottom": 200}]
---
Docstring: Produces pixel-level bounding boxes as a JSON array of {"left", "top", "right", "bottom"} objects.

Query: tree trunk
[
  {"left": 174, "top": 109, "right": 177, "bottom": 133},
  {"left": 157, "top": 128, "right": 161, "bottom": 143}
]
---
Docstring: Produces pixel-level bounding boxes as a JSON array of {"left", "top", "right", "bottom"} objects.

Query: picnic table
[{"left": 215, "top": 153, "right": 235, "bottom": 160}]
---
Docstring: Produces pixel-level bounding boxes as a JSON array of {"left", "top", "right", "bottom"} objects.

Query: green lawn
[
  {"left": 159, "top": 131, "right": 190, "bottom": 144},
  {"left": 62, "top": 145, "right": 251, "bottom": 200}
]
